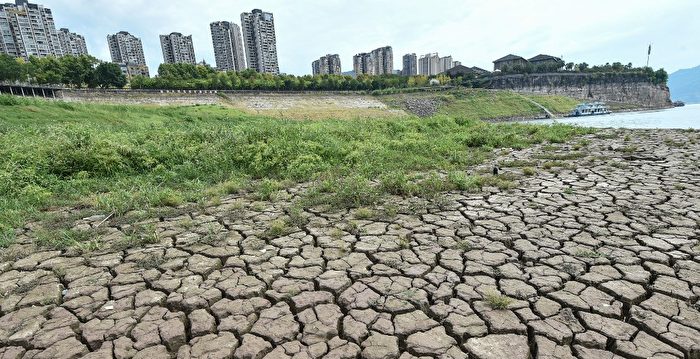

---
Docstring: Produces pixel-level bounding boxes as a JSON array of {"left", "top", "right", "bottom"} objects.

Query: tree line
[
  {"left": 0, "top": 54, "right": 127, "bottom": 88},
  {"left": 130, "top": 64, "right": 449, "bottom": 91},
  {"left": 0, "top": 55, "right": 668, "bottom": 91},
  {"left": 498, "top": 60, "right": 668, "bottom": 85}
]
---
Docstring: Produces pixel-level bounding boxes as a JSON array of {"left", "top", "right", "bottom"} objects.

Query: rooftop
[{"left": 494, "top": 54, "right": 527, "bottom": 63}]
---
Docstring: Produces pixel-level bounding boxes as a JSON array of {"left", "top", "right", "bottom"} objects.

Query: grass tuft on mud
[{"left": 0, "top": 94, "right": 591, "bottom": 233}]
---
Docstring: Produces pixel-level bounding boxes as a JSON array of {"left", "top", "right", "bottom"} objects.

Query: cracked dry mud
[{"left": 1, "top": 129, "right": 699, "bottom": 359}]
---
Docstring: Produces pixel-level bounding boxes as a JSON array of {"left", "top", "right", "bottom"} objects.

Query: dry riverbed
[{"left": 0, "top": 129, "right": 698, "bottom": 359}]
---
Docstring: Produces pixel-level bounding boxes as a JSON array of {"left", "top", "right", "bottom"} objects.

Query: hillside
[
  {"left": 669, "top": 65, "right": 700, "bottom": 104},
  {"left": 61, "top": 88, "right": 579, "bottom": 120}
]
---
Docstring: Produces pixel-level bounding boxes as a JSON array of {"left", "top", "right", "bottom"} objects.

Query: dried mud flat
[{"left": 1, "top": 129, "right": 699, "bottom": 359}]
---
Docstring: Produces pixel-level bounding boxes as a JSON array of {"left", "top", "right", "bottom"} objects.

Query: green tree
[
  {"left": 94, "top": 63, "right": 127, "bottom": 88},
  {"left": 28, "top": 56, "right": 63, "bottom": 84},
  {"left": 0, "top": 54, "right": 27, "bottom": 82},
  {"left": 60, "top": 55, "right": 98, "bottom": 88}
]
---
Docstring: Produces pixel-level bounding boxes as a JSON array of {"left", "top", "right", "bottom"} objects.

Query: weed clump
[{"left": 485, "top": 293, "right": 513, "bottom": 310}]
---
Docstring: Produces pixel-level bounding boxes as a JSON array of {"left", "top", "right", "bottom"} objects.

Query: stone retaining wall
[{"left": 486, "top": 73, "right": 672, "bottom": 108}]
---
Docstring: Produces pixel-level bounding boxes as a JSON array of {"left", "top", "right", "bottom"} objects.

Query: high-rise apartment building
[
  {"left": 419, "top": 53, "right": 457, "bottom": 76},
  {"left": 353, "top": 53, "right": 373, "bottom": 76},
  {"left": 160, "top": 32, "right": 196, "bottom": 65},
  {"left": 353, "top": 46, "right": 393, "bottom": 76},
  {"left": 312, "top": 54, "right": 341, "bottom": 75},
  {"left": 57, "top": 28, "right": 88, "bottom": 56},
  {"left": 0, "top": 0, "right": 62, "bottom": 59},
  {"left": 371, "top": 46, "right": 393, "bottom": 75},
  {"left": 419, "top": 53, "right": 439, "bottom": 76},
  {"left": 210, "top": 21, "right": 246, "bottom": 72},
  {"left": 439, "top": 56, "right": 454, "bottom": 72},
  {"left": 107, "top": 31, "right": 149, "bottom": 77},
  {"left": 402, "top": 53, "right": 417, "bottom": 76},
  {"left": 241, "top": 9, "right": 279, "bottom": 74}
]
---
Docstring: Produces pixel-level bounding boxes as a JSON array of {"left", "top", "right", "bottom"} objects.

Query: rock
[
  {"left": 361, "top": 333, "right": 399, "bottom": 359},
  {"left": 234, "top": 334, "right": 272, "bottom": 359},
  {"left": 250, "top": 303, "right": 299, "bottom": 344},
  {"left": 405, "top": 327, "right": 460, "bottom": 356},
  {"left": 188, "top": 309, "right": 216, "bottom": 337},
  {"left": 466, "top": 334, "right": 530, "bottom": 359}
]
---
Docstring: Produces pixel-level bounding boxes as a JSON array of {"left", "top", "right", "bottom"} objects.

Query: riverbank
[
  {"left": 0, "top": 95, "right": 590, "bottom": 235},
  {"left": 1, "top": 127, "right": 697, "bottom": 358}
]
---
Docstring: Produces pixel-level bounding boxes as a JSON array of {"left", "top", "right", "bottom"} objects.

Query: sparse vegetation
[
  {"left": 485, "top": 293, "right": 513, "bottom": 310},
  {"left": 574, "top": 249, "right": 608, "bottom": 259},
  {"left": 0, "top": 95, "right": 591, "bottom": 241},
  {"left": 522, "top": 167, "right": 536, "bottom": 176},
  {"left": 264, "top": 219, "right": 292, "bottom": 239},
  {"left": 0, "top": 229, "right": 16, "bottom": 249},
  {"left": 355, "top": 208, "right": 375, "bottom": 220}
]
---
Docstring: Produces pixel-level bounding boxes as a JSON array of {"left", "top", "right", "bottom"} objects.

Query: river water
[{"left": 526, "top": 104, "right": 700, "bottom": 129}]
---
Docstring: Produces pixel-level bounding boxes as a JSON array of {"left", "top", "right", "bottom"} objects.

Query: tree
[
  {"left": 28, "top": 56, "right": 64, "bottom": 84},
  {"left": 565, "top": 62, "right": 574, "bottom": 71},
  {"left": 60, "top": 55, "right": 98, "bottom": 88},
  {"left": 577, "top": 62, "right": 589, "bottom": 72},
  {"left": 94, "top": 63, "right": 127, "bottom": 88},
  {"left": 0, "top": 54, "right": 26, "bottom": 82},
  {"left": 653, "top": 68, "right": 668, "bottom": 85}
]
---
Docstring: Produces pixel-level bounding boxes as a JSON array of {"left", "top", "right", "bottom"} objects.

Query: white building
[{"left": 419, "top": 53, "right": 458, "bottom": 76}]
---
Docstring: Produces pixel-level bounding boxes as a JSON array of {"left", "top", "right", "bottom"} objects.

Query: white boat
[{"left": 567, "top": 102, "right": 612, "bottom": 117}]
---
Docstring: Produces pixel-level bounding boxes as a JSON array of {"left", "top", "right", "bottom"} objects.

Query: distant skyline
[{"left": 39, "top": 0, "right": 700, "bottom": 76}]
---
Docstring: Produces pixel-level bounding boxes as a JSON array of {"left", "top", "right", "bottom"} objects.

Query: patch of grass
[
  {"left": 536, "top": 152, "right": 586, "bottom": 161},
  {"left": 263, "top": 219, "right": 291, "bottom": 239},
  {"left": 674, "top": 184, "right": 686, "bottom": 190},
  {"left": 619, "top": 145, "right": 639, "bottom": 154},
  {"left": 355, "top": 208, "right": 375, "bottom": 220},
  {"left": 344, "top": 221, "right": 361, "bottom": 236},
  {"left": 116, "top": 224, "right": 161, "bottom": 250},
  {"left": 136, "top": 254, "right": 165, "bottom": 269},
  {"left": 398, "top": 234, "right": 411, "bottom": 249},
  {"left": 485, "top": 293, "right": 513, "bottom": 310},
  {"left": 0, "top": 229, "right": 16, "bottom": 248},
  {"left": 572, "top": 139, "right": 590, "bottom": 150},
  {"left": 253, "top": 179, "right": 283, "bottom": 201},
  {"left": 522, "top": 167, "right": 536, "bottom": 176},
  {"left": 0, "top": 95, "right": 590, "bottom": 230},
  {"left": 329, "top": 227, "right": 345, "bottom": 239},
  {"left": 563, "top": 188, "right": 575, "bottom": 195},
  {"left": 34, "top": 228, "right": 97, "bottom": 251},
  {"left": 302, "top": 175, "right": 380, "bottom": 209},
  {"left": 287, "top": 205, "right": 308, "bottom": 228},
  {"left": 574, "top": 249, "right": 607, "bottom": 259},
  {"left": 457, "top": 240, "right": 472, "bottom": 251}
]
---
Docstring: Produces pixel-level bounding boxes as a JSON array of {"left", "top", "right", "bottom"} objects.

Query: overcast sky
[{"left": 41, "top": 0, "right": 699, "bottom": 76}]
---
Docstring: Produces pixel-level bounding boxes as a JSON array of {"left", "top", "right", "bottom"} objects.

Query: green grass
[{"left": 0, "top": 94, "right": 591, "bottom": 236}]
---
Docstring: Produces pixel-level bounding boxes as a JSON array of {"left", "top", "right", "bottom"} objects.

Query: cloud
[{"left": 42, "top": 0, "right": 699, "bottom": 75}]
